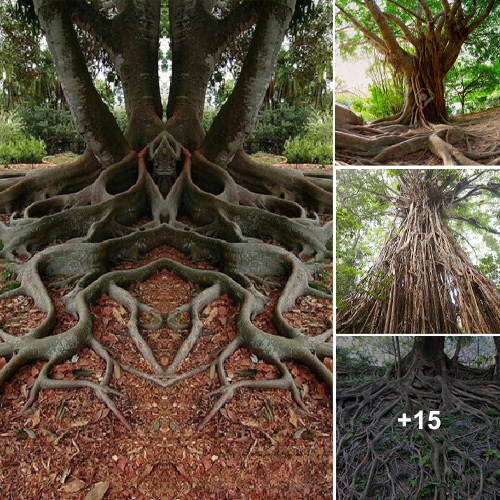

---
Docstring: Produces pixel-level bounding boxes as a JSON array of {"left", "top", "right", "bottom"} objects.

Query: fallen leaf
[
  {"left": 91, "top": 408, "right": 110, "bottom": 424},
  {"left": 220, "top": 408, "right": 237, "bottom": 423},
  {"left": 31, "top": 408, "right": 41, "bottom": 427},
  {"left": 293, "top": 428, "right": 316, "bottom": 441},
  {"left": 60, "top": 466, "right": 71, "bottom": 484},
  {"left": 84, "top": 481, "right": 110, "bottom": 500},
  {"left": 112, "top": 306, "right": 126, "bottom": 324},
  {"left": 62, "top": 479, "right": 85, "bottom": 493},
  {"left": 263, "top": 400, "right": 273, "bottom": 422},
  {"left": 241, "top": 418, "right": 259, "bottom": 428},
  {"left": 323, "top": 357, "right": 333, "bottom": 372},
  {"left": 202, "top": 455, "right": 212, "bottom": 471},
  {"left": 175, "top": 464, "right": 190, "bottom": 481}
]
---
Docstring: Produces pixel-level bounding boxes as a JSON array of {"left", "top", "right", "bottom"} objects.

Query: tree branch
[
  {"left": 448, "top": 215, "right": 500, "bottom": 235},
  {"left": 385, "top": 0, "right": 424, "bottom": 22},
  {"left": 202, "top": 1, "right": 296, "bottom": 165},
  {"left": 467, "top": 0, "right": 496, "bottom": 34},
  {"left": 34, "top": 0, "right": 129, "bottom": 166},
  {"left": 67, "top": 1, "right": 116, "bottom": 55},
  {"left": 335, "top": 4, "right": 388, "bottom": 53},
  {"left": 415, "top": 0, "right": 432, "bottom": 19},
  {"left": 214, "top": 1, "right": 261, "bottom": 57},
  {"left": 361, "top": 0, "right": 406, "bottom": 58},
  {"left": 383, "top": 12, "right": 419, "bottom": 47}
]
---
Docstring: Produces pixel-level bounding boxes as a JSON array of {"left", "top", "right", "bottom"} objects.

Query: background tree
[
  {"left": 445, "top": 58, "right": 500, "bottom": 113},
  {"left": 337, "top": 335, "right": 500, "bottom": 499},
  {"left": 337, "top": 169, "right": 500, "bottom": 333},
  {"left": 336, "top": 169, "right": 391, "bottom": 306},
  {"left": 0, "top": 0, "right": 333, "bottom": 429}
]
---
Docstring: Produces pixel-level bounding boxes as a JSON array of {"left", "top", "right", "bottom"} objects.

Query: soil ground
[{"left": 0, "top": 158, "right": 333, "bottom": 500}]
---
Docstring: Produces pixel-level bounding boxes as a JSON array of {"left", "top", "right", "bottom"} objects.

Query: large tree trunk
[
  {"left": 373, "top": 43, "right": 447, "bottom": 127},
  {"left": 337, "top": 170, "right": 500, "bottom": 333},
  {"left": 34, "top": 0, "right": 130, "bottom": 166}
]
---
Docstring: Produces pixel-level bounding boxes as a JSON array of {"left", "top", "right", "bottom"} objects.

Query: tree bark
[
  {"left": 34, "top": 0, "right": 129, "bottom": 166},
  {"left": 202, "top": 0, "right": 296, "bottom": 166}
]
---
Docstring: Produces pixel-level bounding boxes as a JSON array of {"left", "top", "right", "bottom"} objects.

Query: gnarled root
[
  {"left": 337, "top": 360, "right": 500, "bottom": 499},
  {"left": 0, "top": 147, "right": 332, "bottom": 429},
  {"left": 336, "top": 118, "right": 500, "bottom": 166}
]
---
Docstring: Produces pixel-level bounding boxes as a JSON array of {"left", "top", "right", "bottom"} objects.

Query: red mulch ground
[{"left": 0, "top": 163, "right": 333, "bottom": 500}]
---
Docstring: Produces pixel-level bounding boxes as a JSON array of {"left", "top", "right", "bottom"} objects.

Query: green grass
[
  {"left": 43, "top": 152, "right": 81, "bottom": 165},
  {"left": 249, "top": 152, "right": 287, "bottom": 164}
]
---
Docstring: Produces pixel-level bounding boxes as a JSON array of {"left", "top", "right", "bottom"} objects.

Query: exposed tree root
[
  {"left": 337, "top": 353, "right": 500, "bottom": 499},
  {"left": 0, "top": 148, "right": 332, "bottom": 429},
  {"left": 335, "top": 108, "right": 500, "bottom": 166}
]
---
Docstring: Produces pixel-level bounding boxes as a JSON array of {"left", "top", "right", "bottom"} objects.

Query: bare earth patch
[{"left": 0, "top": 161, "right": 333, "bottom": 499}]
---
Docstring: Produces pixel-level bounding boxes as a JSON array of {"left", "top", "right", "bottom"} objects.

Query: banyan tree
[{"left": 337, "top": 169, "right": 500, "bottom": 334}]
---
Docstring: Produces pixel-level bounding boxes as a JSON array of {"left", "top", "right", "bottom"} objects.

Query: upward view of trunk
[{"left": 337, "top": 170, "right": 500, "bottom": 334}]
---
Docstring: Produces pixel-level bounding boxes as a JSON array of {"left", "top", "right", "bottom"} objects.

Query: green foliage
[
  {"left": 347, "top": 57, "right": 404, "bottom": 121},
  {"left": 484, "top": 449, "right": 500, "bottom": 462},
  {"left": 445, "top": 58, "right": 500, "bottom": 112},
  {"left": 284, "top": 135, "right": 332, "bottom": 164},
  {"left": 0, "top": 136, "right": 46, "bottom": 164},
  {"left": 476, "top": 254, "right": 500, "bottom": 291},
  {"left": 0, "top": 110, "right": 25, "bottom": 142},
  {"left": 0, "top": 110, "right": 46, "bottom": 163},
  {"left": 113, "top": 109, "right": 129, "bottom": 132},
  {"left": 283, "top": 110, "right": 332, "bottom": 164},
  {"left": 336, "top": 170, "right": 392, "bottom": 303},
  {"left": 17, "top": 105, "right": 78, "bottom": 143},
  {"left": 250, "top": 104, "right": 312, "bottom": 142},
  {"left": 336, "top": 345, "right": 375, "bottom": 372},
  {"left": 348, "top": 93, "right": 377, "bottom": 122},
  {"left": 202, "top": 108, "right": 217, "bottom": 133},
  {"left": 487, "top": 470, "right": 500, "bottom": 484}
]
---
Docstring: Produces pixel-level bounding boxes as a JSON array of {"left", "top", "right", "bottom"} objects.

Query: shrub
[
  {"left": 250, "top": 104, "right": 312, "bottom": 141},
  {"left": 0, "top": 111, "right": 47, "bottom": 164},
  {"left": 17, "top": 105, "right": 79, "bottom": 143},
  {"left": 0, "top": 111, "right": 25, "bottom": 143},
  {"left": 284, "top": 136, "right": 332, "bottom": 164},
  {"left": 283, "top": 111, "right": 333, "bottom": 164},
  {"left": 0, "top": 137, "right": 46, "bottom": 164}
]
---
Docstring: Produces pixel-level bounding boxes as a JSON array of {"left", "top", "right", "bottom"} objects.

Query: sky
[{"left": 335, "top": 50, "right": 371, "bottom": 93}]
